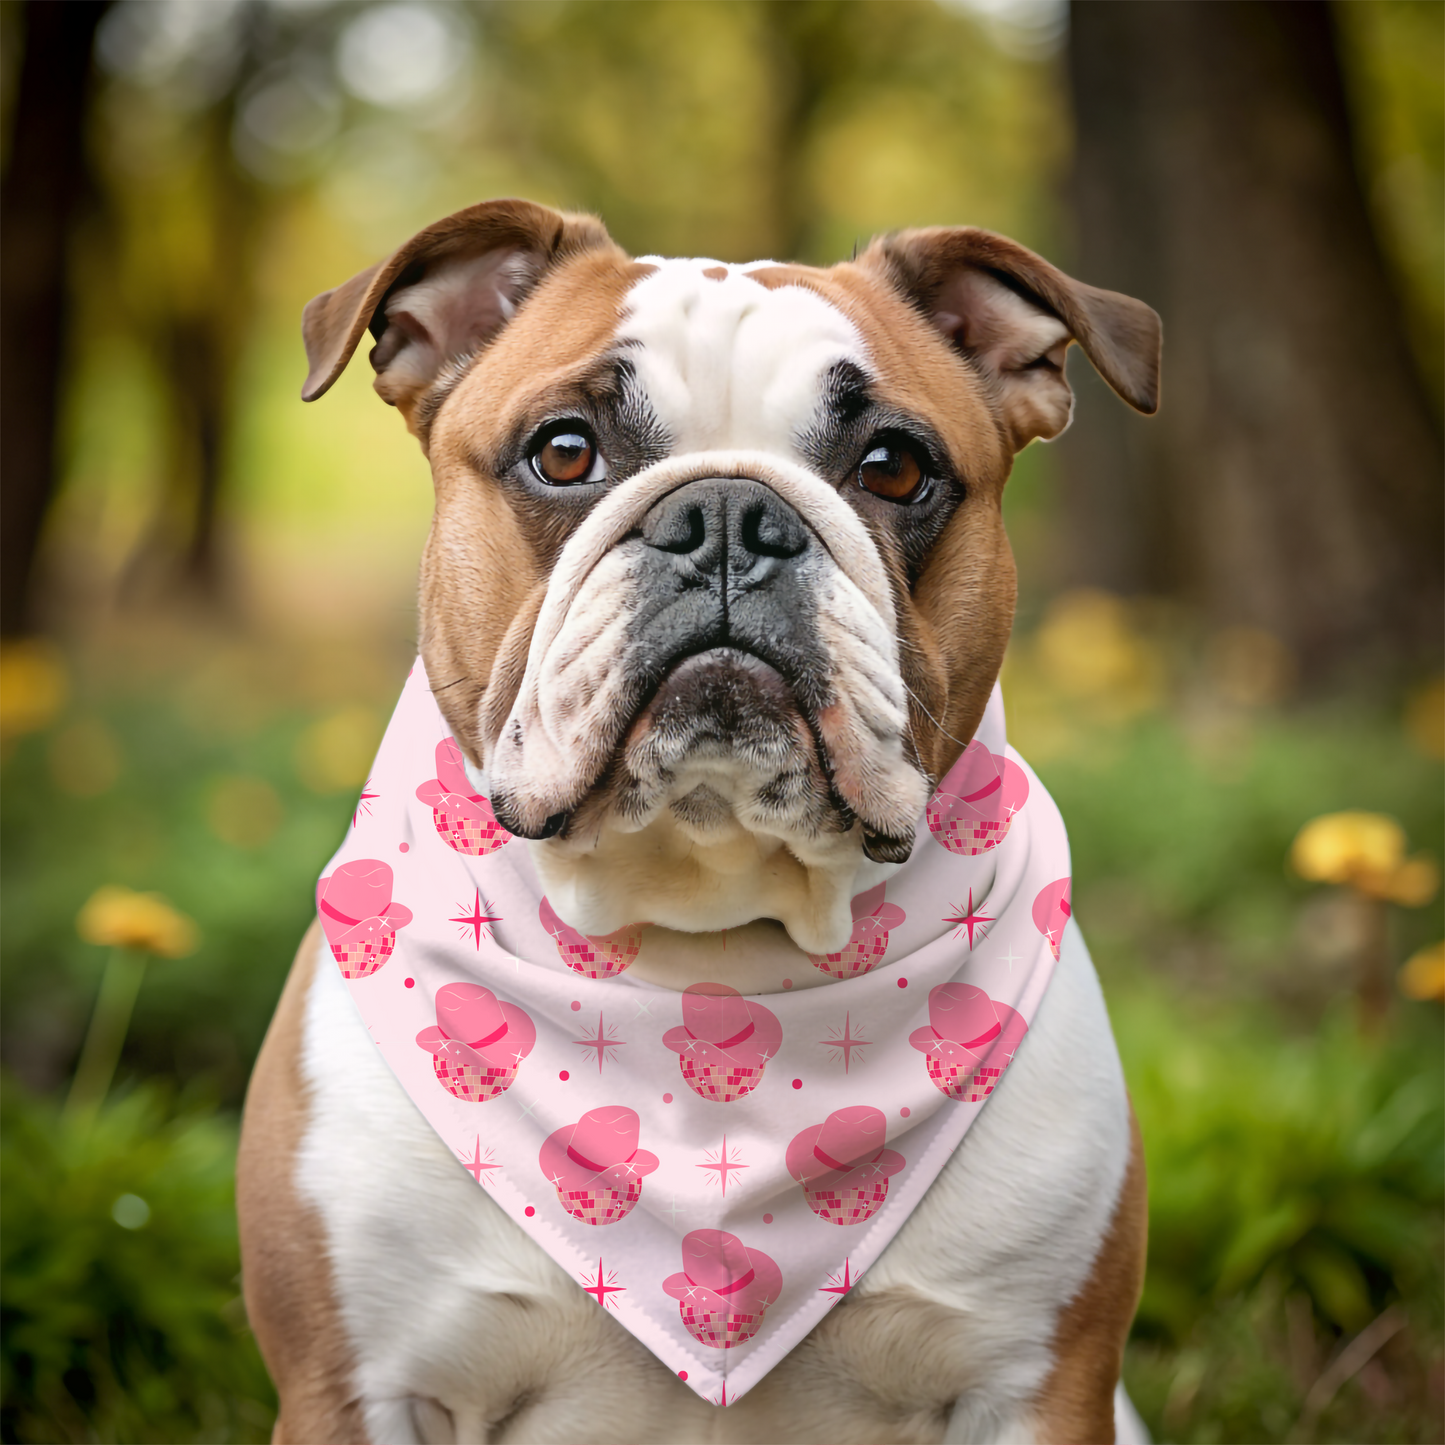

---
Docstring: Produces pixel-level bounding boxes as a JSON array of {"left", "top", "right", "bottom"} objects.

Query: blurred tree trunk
[
  {"left": 0, "top": 0, "right": 110, "bottom": 636},
  {"left": 119, "top": 102, "right": 263, "bottom": 602},
  {"left": 1060, "top": 0, "right": 1443, "bottom": 682},
  {"left": 760, "top": 1, "right": 845, "bottom": 262}
]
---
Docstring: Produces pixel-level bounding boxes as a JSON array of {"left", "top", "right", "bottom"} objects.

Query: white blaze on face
[{"left": 621, "top": 260, "right": 867, "bottom": 458}]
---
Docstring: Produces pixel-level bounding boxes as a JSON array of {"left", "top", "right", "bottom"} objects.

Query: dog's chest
[{"left": 295, "top": 924, "right": 1129, "bottom": 1443}]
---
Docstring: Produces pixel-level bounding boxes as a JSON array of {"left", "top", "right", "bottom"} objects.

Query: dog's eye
[
  {"left": 858, "top": 440, "right": 925, "bottom": 502},
  {"left": 532, "top": 426, "right": 602, "bottom": 486}
]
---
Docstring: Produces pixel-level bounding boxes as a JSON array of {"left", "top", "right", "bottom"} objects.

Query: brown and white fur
[{"left": 238, "top": 199, "right": 1161, "bottom": 1444}]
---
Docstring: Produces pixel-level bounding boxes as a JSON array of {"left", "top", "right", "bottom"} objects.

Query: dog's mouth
[
  {"left": 622, "top": 647, "right": 816, "bottom": 779},
  {"left": 547, "top": 646, "right": 911, "bottom": 866},
  {"left": 573, "top": 644, "right": 828, "bottom": 834}
]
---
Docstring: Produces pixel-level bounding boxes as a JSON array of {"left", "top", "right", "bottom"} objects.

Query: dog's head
[{"left": 304, "top": 199, "right": 1159, "bottom": 953}]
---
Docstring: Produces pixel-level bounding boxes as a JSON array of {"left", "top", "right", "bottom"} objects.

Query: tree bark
[
  {"left": 0, "top": 0, "right": 110, "bottom": 636},
  {"left": 1061, "top": 0, "right": 1443, "bottom": 682}
]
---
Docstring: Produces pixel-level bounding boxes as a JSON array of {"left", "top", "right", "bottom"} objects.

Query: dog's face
[{"left": 304, "top": 200, "right": 1158, "bottom": 952}]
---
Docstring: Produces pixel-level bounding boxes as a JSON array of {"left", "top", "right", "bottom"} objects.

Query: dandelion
[
  {"left": 77, "top": 886, "right": 199, "bottom": 958},
  {"left": 66, "top": 888, "right": 198, "bottom": 1122},
  {"left": 1290, "top": 812, "right": 1439, "bottom": 1029},
  {"left": 1290, "top": 812, "right": 1439, "bottom": 906}
]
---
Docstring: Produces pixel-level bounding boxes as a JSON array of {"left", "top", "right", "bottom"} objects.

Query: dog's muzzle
[{"left": 484, "top": 450, "right": 929, "bottom": 863}]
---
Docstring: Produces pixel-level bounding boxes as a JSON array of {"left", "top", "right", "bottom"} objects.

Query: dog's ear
[
  {"left": 300, "top": 198, "right": 615, "bottom": 422},
  {"left": 858, "top": 227, "right": 1161, "bottom": 450}
]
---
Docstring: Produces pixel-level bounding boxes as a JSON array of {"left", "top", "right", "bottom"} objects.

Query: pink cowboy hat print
[
  {"left": 662, "top": 983, "right": 783, "bottom": 1103},
  {"left": 927, "top": 739, "right": 1030, "bottom": 856},
  {"left": 909, "top": 982, "right": 1028, "bottom": 1103},
  {"left": 1032, "top": 878, "right": 1072, "bottom": 960},
  {"left": 316, "top": 859, "right": 413, "bottom": 978},
  {"left": 416, "top": 738, "right": 513, "bottom": 856},
  {"left": 539, "top": 897, "right": 646, "bottom": 980},
  {"left": 415, "top": 983, "right": 536, "bottom": 1102},
  {"left": 538, "top": 1105, "right": 659, "bottom": 1226},
  {"left": 786, "top": 1105, "right": 905, "bottom": 1226},
  {"left": 663, "top": 1228, "right": 783, "bottom": 1350},
  {"left": 806, "top": 883, "right": 906, "bottom": 979}
]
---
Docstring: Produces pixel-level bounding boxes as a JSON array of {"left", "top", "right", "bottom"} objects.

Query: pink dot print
[
  {"left": 786, "top": 1105, "right": 905, "bottom": 1226},
  {"left": 414, "top": 983, "right": 536, "bottom": 1102},
  {"left": 538, "top": 1105, "right": 659, "bottom": 1226},
  {"left": 316, "top": 859, "right": 413, "bottom": 980},
  {"left": 909, "top": 983, "right": 1030, "bottom": 1103},
  {"left": 662, "top": 984, "right": 782, "bottom": 1103},
  {"left": 663, "top": 1229, "right": 782, "bottom": 1350},
  {"left": 806, "top": 883, "right": 906, "bottom": 979},
  {"left": 416, "top": 738, "right": 513, "bottom": 856},
  {"left": 540, "top": 896, "right": 645, "bottom": 979},
  {"left": 926, "top": 739, "right": 1029, "bottom": 855},
  {"left": 1032, "top": 877, "right": 1072, "bottom": 961}
]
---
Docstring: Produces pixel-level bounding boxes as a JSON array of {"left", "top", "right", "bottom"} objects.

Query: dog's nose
[{"left": 641, "top": 478, "right": 808, "bottom": 582}]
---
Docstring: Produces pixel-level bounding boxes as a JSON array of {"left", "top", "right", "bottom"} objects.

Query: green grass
[
  {"left": 1, "top": 1084, "right": 275, "bottom": 1444},
  {"left": 1118, "top": 993, "right": 1442, "bottom": 1443}
]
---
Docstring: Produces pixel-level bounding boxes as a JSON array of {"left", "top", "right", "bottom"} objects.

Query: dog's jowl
[{"left": 238, "top": 199, "right": 1159, "bottom": 1445}]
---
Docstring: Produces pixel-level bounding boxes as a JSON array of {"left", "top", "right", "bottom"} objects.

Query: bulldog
[{"left": 238, "top": 198, "right": 1160, "bottom": 1444}]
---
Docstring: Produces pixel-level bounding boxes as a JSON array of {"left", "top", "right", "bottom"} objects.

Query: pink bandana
[{"left": 319, "top": 660, "right": 1069, "bottom": 1405}]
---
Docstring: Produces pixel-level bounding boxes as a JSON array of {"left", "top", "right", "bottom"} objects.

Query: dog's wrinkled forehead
[{"left": 619, "top": 259, "right": 868, "bottom": 456}]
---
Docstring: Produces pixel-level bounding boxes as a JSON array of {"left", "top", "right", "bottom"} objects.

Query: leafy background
[{"left": 1, "top": 2, "right": 1441, "bottom": 1442}]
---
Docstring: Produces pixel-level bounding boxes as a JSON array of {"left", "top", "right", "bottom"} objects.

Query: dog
[{"left": 237, "top": 198, "right": 1160, "bottom": 1444}]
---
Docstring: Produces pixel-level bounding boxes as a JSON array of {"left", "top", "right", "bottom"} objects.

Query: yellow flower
[
  {"left": 0, "top": 640, "right": 67, "bottom": 739},
  {"left": 1291, "top": 812, "right": 1439, "bottom": 906},
  {"left": 1291, "top": 812, "right": 1405, "bottom": 886},
  {"left": 77, "top": 886, "right": 198, "bottom": 958},
  {"left": 1398, "top": 942, "right": 1445, "bottom": 1002}
]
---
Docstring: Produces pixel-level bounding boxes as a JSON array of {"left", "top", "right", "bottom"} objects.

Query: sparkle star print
[{"left": 318, "top": 660, "right": 1070, "bottom": 1406}]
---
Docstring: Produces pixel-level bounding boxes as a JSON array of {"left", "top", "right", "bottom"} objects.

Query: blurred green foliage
[
  {"left": 0, "top": 635, "right": 403, "bottom": 1102},
  {"left": 1133, "top": 1000, "right": 1441, "bottom": 1343},
  {"left": 1118, "top": 997, "right": 1441, "bottom": 1443},
  {"left": 1044, "top": 706, "right": 1443, "bottom": 989},
  {"left": 1, "top": 1083, "right": 274, "bottom": 1443}
]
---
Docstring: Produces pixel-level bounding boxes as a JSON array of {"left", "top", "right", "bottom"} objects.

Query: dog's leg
[
  {"left": 941, "top": 1111, "right": 1147, "bottom": 1445},
  {"left": 1026, "top": 1108, "right": 1147, "bottom": 1445},
  {"left": 939, "top": 1109, "right": 1145, "bottom": 1445},
  {"left": 239, "top": 923, "right": 371, "bottom": 1444}
]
